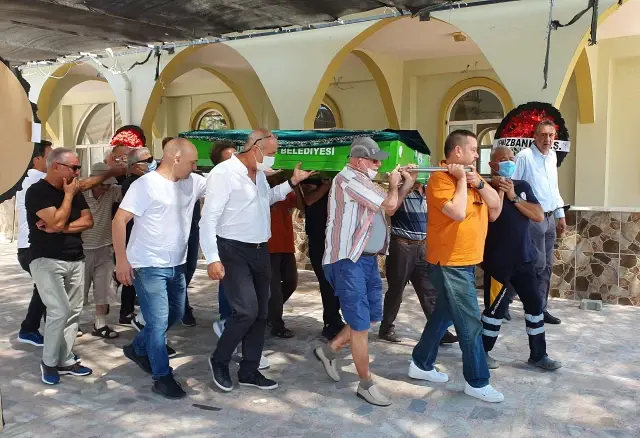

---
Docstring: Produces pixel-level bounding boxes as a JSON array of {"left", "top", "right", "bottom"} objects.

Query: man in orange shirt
[
  {"left": 407, "top": 130, "right": 505, "bottom": 403},
  {"left": 267, "top": 175, "right": 304, "bottom": 338}
]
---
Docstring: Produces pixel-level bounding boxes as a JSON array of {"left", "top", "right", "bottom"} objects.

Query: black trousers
[
  {"left": 307, "top": 234, "right": 343, "bottom": 328},
  {"left": 482, "top": 262, "right": 547, "bottom": 362},
  {"left": 120, "top": 220, "right": 136, "bottom": 319},
  {"left": 212, "top": 237, "right": 271, "bottom": 378},
  {"left": 381, "top": 237, "right": 437, "bottom": 333},
  {"left": 268, "top": 253, "right": 298, "bottom": 329},
  {"left": 17, "top": 248, "right": 46, "bottom": 333}
]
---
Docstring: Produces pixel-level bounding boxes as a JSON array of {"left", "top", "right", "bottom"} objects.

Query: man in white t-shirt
[
  {"left": 16, "top": 141, "right": 52, "bottom": 347},
  {"left": 113, "top": 138, "right": 206, "bottom": 400}
]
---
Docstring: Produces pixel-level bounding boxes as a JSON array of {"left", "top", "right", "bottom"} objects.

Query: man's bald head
[
  {"left": 161, "top": 138, "right": 198, "bottom": 180},
  {"left": 243, "top": 128, "right": 278, "bottom": 171}
]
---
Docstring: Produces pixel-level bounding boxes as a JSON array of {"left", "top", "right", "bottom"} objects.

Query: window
[
  {"left": 75, "top": 103, "right": 121, "bottom": 177},
  {"left": 196, "top": 109, "right": 228, "bottom": 130},
  {"left": 447, "top": 89, "right": 505, "bottom": 176},
  {"left": 190, "top": 102, "right": 233, "bottom": 131},
  {"left": 315, "top": 104, "right": 337, "bottom": 129}
]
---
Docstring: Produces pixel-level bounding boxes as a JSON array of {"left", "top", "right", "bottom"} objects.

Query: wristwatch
[
  {"left": 511, "top": 195, "right": 521, "bottom": 204},
  {"left": 475, "top": 180, "right": 485, "bottom": 190}
]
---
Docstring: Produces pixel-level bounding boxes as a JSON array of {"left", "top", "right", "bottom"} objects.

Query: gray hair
[
  {"left": 490, "top": 145, "right": 512, "bottom": 161},
  {"left": 127, "top": 147, "right": 151, "bottom": 172},
  {"left": 46, "top": 148, "right": 76, "bottom": 170},
  {"left": 535, "top": 119, "right": 556, "bottom": 134}
]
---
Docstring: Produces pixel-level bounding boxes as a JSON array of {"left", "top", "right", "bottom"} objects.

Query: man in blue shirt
[
  {"left": 482, "top": 146, "right": 561, "bottom": 371},
  {"left": 512, "top": 120, "right": 566, "bottom": 325},
  {"left": 379, "top": 181, "right": 457, "bottom": 345}
]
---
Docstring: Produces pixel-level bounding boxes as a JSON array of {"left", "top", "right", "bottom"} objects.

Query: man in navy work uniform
[{"left": 481, "top": 146, "right": 562, "bottom": 371}]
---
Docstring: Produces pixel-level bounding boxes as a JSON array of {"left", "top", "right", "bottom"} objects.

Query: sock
[
  {"left": 95, "top": 316, "right": 106, "bottom": 328},
  {"left": 322, "top": 345, "right": 337, "bottom": 361},
  {"left": 359, "top": 377, "right": 374, "bottom": 390}
]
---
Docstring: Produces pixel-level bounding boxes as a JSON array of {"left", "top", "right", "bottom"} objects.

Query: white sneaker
[
  {"left": 408, "top": 360, "right": 449, "bottom": 383},
  {"left": 235, "top": 352, "right": 270, "bottom": 370},
  {"left": 464, "top": 382, "right": 504, "bottom": 403},
  {"left": 213, "top": 320, "right": 226, "bottom": 338}
]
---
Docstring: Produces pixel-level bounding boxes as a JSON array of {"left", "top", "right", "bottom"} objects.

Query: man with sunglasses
[
  {"left": 201, "top": 129, "right": 315, "bottom": 393},
  {"left": 25, "top": 148, "right": 124, "bottom": 385}
]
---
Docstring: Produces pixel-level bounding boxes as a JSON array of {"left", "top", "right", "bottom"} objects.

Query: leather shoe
[
  {"left": 379, "top": 329, "right": 401, "bottom": 343},
  {"left": 543, "top": 311, "right": 561, "bottom": 325},
  {"left": 439, "top": 330, "right": 458, "bottom": 344}
]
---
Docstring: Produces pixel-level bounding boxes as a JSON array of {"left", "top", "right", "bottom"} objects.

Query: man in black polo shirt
[
  {"left": 301, "top": 179, "right": 345, "bottom": 340},
  {"left": 481, "top": 146, "right": 561, "bottom": 371},
  {"left": 26, "top": 148, "right": 95, "bottom": 385}
]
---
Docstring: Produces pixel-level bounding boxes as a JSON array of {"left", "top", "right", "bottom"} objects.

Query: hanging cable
[
  {"left": 154, "top": 46, "right": 161, "bottom": 81},
  {"left": 543, "top": 0, "right": 555, "bottom": 90}
]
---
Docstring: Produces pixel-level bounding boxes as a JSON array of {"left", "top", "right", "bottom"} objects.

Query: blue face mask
[
  {"left": 497, "top": 160, "right": 516, "bottom": 178},
  {"left": 146, "top": 159, "right": 158, "bottom": 173}
]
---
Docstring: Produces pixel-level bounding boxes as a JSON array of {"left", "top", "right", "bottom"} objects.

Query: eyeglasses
[
  {"left": 133, "top": 157, "right": 154, "bottom": 165},
  {"left": 57, "top": 162, "right": 82, "bottom": 172},
  {"left": 251, "top": 134, "right": 277, "bottom": 148}
]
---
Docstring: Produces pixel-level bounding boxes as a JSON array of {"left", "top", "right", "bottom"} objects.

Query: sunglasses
[
  {"left": 57, "top": 162, "right": 82, "bottom": 172},
  {"left": 251, "top": 134, "right": 277, "bottom": 148},
  {"left": 133, "top": 156, "right": 154, "bottom": 165}
]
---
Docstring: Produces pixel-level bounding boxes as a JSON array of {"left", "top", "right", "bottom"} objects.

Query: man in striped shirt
[
  {"left": 314, "top": 137, "right": 412, "bottom": 406},
  {"left": 82, "top": 163, "right": 123, "bottom": 339}
]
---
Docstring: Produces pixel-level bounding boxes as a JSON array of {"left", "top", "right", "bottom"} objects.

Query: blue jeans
[
  {"left": 412, "top": 264, "right": 490, "bottom": 388},
  {"left": 218, "top": 284, "right": 232, "bottom": 320},
  {"left": 323, "top": 256, "right": 382, "bottom": 332},
  {"left": 132, "top": 265, "right": 186, "bottom": 379}
]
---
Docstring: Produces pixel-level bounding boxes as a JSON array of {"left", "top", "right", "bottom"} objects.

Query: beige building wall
[{"left": 559, "top": 75, "right": 578, "bottom": 206}]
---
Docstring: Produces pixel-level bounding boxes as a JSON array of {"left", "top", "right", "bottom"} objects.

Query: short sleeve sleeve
[
  {"left": 74, "top": 193, "right": 89, "bottom": 210},
  {"left": 426, "top": 172, "right": 456, "bottom": 212},
  {"left": 518, "top": 181, "right": 539, "bottom": 204},
  {"left": 111, "top": 185, "right": 123, "bottom": 203},
  {"left": 25, "top": 183, "right": 53, "bottom": 215},
  {"left": 343, "top": 175, "right": 385, "bottom": 211},
  {"left": 193, "top": 173, "right": 207, "bottom": 199},
  {"left": 119, "top": 177, "right": 152, "bottom": 217}
]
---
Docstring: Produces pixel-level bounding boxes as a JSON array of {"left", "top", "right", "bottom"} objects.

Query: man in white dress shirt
[
  {"left": 513, "top": 120, "right": 566, "bottom": 325},
  {"left": 114, "top": 138, "right": 206, "bottom": 399},
  {"left": 200, "top": 129, "right": 314, "bottom": 392}
]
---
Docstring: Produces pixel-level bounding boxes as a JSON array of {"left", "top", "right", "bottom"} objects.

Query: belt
[
  {"left": 361, "top": 252, "right": 379, "bottom": 257},
  {"left": 217, "top": 236, "right": 267, "bottom": 249},
  {"left": 390, "top": 235, "right": 425, "bottom": 245},
  {"left": 544, "top": 211, "right": 555, "bottom": 218}
]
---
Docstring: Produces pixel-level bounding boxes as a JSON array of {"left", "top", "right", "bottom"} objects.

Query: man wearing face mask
[
  {"left": 314, "top": 137, "right": 408, "bottom": 407},
  {"left": 113, "top": 138, "right": 206, "bottom": 399},
  {"left": 482, "top": 146, "right": 562, "bottom": 371},
  {"left": 201, "top": 129, "right": 315, "bottom": 393}
]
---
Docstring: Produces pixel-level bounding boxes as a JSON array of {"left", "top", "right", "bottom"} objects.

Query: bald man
[
  {"left": 201, "top": 129, "right": 315, "bottom": 392},
  {"left": 113, "top": 138, "right": 206, "bottom": 399}
]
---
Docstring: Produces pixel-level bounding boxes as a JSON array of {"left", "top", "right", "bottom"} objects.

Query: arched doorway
[{"left": 447, "top": 88, "right": 505, "bottom": 175}]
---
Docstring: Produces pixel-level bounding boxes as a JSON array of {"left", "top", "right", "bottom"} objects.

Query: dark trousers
[
  {"left": 307, "top": 235, "right": 343, "bottom": 328},
  {"left": 482, "top": 263, "right": 547, "bottom": 362},
  {"left": 184, "top": 221, "right": 200, "bottom": 314},
  {"left": 120, "top": 220, "right": 136, "bottom": 319},
  {"left": 17, "top": 248, "right": 46, "bottom": 333},
  {"left": 212, "top": 237, "right": 271, "bottom": 378},
  {"left": 381, "top": 237, "right": 437, "bottom": 333},
  {"left": 530, "top": 215, "right": 557, "bottom": 312},
  {"left": 268, "top": 253, "right": 298, "bottom": 329}
]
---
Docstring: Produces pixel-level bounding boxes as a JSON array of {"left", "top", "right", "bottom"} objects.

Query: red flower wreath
[
  {"left": 499, "top": 109, "right": 559, "bottom": 140},
  {"left": 110, "top": 129, "right": 145, "bottom": 148}
]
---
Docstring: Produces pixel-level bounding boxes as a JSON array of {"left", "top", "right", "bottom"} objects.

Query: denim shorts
[{"left": 323, "top": 256, "right": 382, "bottom": 332}]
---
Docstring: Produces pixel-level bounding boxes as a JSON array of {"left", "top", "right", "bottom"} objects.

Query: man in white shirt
[
  {"left": 513, "top": 120, "right": 566, "bottom": 325},
  {"left": 200, "top": 129, "right": 315, "bottom": 393},
  {"left": 16, "top": 141, "right": 52, "bottom": 347},
  {"left": 113, "top": 138, "right": 206, "bottom": 399}
]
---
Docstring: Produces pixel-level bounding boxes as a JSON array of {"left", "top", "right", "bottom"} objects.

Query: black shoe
[
  {"left": 503, "top": 308, "right": 512, "bottom": 321},
  {"left": 439, "top": 330, "right": 458, "bottom": 345},
  {"left": 152, "top": 374, "right": 186, "bottom": 399},
  {"left": 166, "top": 344, "right": 177, "bottom": 358},
  {"left": 182, "top": 310, "right": 197, "bottom": 327},
  {"left": 123, "top": 344, "right": 152, "bottom": 374},
  {"left": 321, "top": 322, "right": 345, "bottom": 341},
  {"left": 543, "top": 311, "right": 561, "bottom": 325},
  {"left": 379, "top": 328, "right": 401, "bottom": 343},
  {"left": 209, "top": 357, "right": 233, "bottom": 392},
  {"left": 119, "top": 313, "right": 134, "bottom": 325},
  {"left": 238, "top": 371, "right": 278, "bottom": 390}
]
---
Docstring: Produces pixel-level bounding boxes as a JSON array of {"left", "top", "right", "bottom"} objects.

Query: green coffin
[{"left": 179, "top": 129, "right": 431, "bottom": 180}]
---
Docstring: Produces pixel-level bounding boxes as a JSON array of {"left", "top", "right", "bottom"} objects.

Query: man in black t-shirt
[
  {"left": 26, "top": 148, "right": 96, "bottom": 385},
  {"left": 481, "top": 146, "right": 561, "bottom": 371},
  {"left": 301, "top": 179, "right": 345, "bottom": 340}
]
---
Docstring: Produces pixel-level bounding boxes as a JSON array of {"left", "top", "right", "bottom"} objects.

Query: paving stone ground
[{"left": 1, "top": 241, "right": 639, "bottom": 437}]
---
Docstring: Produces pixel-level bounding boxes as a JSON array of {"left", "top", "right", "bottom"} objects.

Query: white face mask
[
  {"left": 366, "top": 168, "right": 378, "bottom": 180},
  {"left": 256, "top": 147, "right": 275, "bottom": 171}
]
